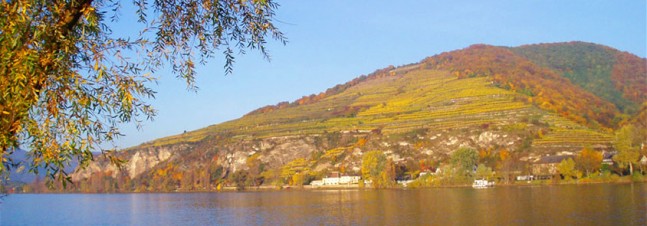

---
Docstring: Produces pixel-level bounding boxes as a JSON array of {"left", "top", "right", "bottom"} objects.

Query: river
[{"left": 1, "top": 183, "right": 645, "bottom": 225}]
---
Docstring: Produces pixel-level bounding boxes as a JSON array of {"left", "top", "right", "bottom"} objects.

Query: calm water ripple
[{"left": 1, "top": 183, "right": 645, "bottom": 225}]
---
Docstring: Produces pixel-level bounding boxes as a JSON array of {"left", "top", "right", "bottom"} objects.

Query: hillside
[
  {"left": 66, "top": 42, "right": 645, "bottom": 192},
  {"left": 511, "top": 42, "right": 646, "bottom": 114}
]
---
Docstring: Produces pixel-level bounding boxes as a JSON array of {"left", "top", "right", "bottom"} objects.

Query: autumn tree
[
  {"left": 496, "top": 149, "right": 516, "bottom": 184},
  {"left": 379, "top": 159, "right": 396, "bottom": 187},
  {"left": 361, "top": 151, "right": 385, "bottom": 180},
  {"left": 477, "top": 148, "right": 495, "bottom": 168},
  {"left": 557, "top": 158, "right": 580, "bottom": 181},
  {"left": 281, "top": 158, "right": 309, "bottom": 186},
  {"left": 613, "top": 125, "right": 641, "bottom": 175},
  {"left": 450, "top": 147, "right": 478, "bottom": 177},
  {"left": 361, "top": 150, "right": 395, "bottom": 188},
  {"left": 0, "top": 0, "right": 286, "bottom": 184},
  {"left": 246, "top": 153, "right": 264, "bottom": 186},
  {"left": 260, "top": 168, "right": 282, "bottom": 187},
  {"left": 575, "top": 147, "right": 603, "bottom": 177},
  {"left": 474, "top": 164, "right": 494, "bottom": 180},
  {"left": 230, "top": 170, "right": 249, "bottom": 191}
]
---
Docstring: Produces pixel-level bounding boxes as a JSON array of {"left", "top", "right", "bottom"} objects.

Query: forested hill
[
  {"left": 61, "top": 42, "right": 646, "bottom": 193},
  {"left": 424, "top": 42, "right": 645, "bottom": 129},
  {"left": 511, "top": 42, "right": 646, "bottom": 114}
]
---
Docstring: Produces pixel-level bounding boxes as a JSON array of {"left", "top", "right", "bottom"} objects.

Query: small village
[{"left": 306, "top": 149, "right": 647, "bottom": 189}]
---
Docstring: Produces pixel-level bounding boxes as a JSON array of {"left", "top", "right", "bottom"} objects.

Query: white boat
[{"left": 472, "top": 179, "right": 494, "bottom": 188}]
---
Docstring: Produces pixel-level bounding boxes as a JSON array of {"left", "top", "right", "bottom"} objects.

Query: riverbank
[
  {"left": 219, "top": 184, "right": 361, "bottom": 191},
  {"left": 6, "top": 175, "right": 646, "bottom": 194},
  {"left": 227, "top": 175, "right": 647, "bottom": 191}
]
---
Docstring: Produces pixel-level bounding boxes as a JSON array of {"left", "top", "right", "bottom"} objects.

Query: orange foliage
[
  {"left": 479, "top": 148, "right": 492, "bottom": 160},
  {"left": 419, "top": 159, "right": 430, "bottom": 171},
  {"left": 423, "top": 44, "right": 620, "bottom": 128},
  {"left": 356, "top": 138, "right": 367, "bottom": 147},
  {"left": 172, "top": 172, "right": 184, "bottom": 181},
  {"left": 575, "top": 147, "right": 603, "bottom": 175},
  {"left": 612, "top": 52, "right": 647, "bottom": 103},
  {"left": 499, "top": 149, "right": 510, "bottom": 161}
]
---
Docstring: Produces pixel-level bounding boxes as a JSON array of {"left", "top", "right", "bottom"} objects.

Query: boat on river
[{"left": 472, "top": 179, "right": 494, "bottom": 188}]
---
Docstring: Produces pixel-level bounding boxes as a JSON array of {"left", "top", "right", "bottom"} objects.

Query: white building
[
  {"left": 311, "top": 173, "right": 361, "bottom": 186},
  {"left": 322, "top": 176, "right": 360, "bottom": 185}
]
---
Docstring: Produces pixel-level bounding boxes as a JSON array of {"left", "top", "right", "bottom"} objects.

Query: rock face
[
  {"left": 72, "top": 126, "right": 531, "bottom": 183},
  {"left": 72, "top": 135, "right": 327, "bottom": 180},
  {"left": 127, "top": 148, "right": 173, "bottom": 178},
  {"left": 208, "top": 136, "right": 323, "bottom": 174},
  {"left": 71, "top": 159, "right": 119, "bottom": 181},
  {"left": 72, "top": 145, "right": 180, "bottom": 180},
  {"left": 258, "top": 136, "right": 319, "bottom": 168}
]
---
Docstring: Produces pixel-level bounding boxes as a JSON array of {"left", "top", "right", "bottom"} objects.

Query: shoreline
[{"left": 9, "top": 180, "right": 646, "bottom": 194}]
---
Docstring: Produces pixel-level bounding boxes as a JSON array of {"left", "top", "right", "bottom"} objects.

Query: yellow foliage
[{"left": 322, "top": 148, "right": 346, "bottom": 161}]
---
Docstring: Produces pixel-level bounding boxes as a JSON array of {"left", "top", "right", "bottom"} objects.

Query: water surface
[{"left": 1, "top": 183, "right": 645, "bottom": 225}]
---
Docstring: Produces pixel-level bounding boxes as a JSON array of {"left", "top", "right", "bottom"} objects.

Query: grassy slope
[{"left": 144, "top": 67, "right": 613, "bottom": 150}]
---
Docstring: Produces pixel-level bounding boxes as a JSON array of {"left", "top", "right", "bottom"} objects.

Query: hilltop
[{"left": 59, "top": 42, "right": 646, "bottom": 192}]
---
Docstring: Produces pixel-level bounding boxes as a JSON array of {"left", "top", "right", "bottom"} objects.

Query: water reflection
[{"left": 1, "top": 183, "right": 645, "bottom": 225}]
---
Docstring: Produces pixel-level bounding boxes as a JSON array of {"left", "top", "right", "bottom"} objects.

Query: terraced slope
[
  {"left": 532, "top": 114, "right": 613, "bottom": 151},
  {"left": 148, "top": 43, "right": 639, "bottom": 148},
  {"left": 146, "top": 69, "right": 538, "bottom": 146}
]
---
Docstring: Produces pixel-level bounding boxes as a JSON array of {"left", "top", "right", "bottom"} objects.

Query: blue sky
[{"left": 112, "top": 1, "right": 646, "bottom": 149}]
